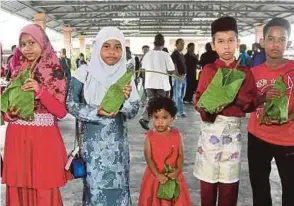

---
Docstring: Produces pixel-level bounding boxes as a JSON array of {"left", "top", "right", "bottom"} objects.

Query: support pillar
[
  {"left": 34, "top": 13, "right": 46, "bottom": 30},
  {"left": 255, "top": 25, "right": 264, "bottom": 43},
  {"left": 63, "top": 27, "right": 72, "bottom": 58},
  {"left": 79, "top": 35, "right": 86, "bottom": 55}
]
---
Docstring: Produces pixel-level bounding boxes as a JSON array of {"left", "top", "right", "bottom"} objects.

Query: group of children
[
  {"left": 139, "top": 16, "right": 294, "bottom": 206},
  {"left": 1, "top": 14, "right": 293, "bottom": 206}
]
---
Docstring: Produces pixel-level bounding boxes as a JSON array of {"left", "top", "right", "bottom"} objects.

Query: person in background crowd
[
  {"left": 139, "top": 33, "right": 175, "bottom": 130},
  {"left": 162, "top": 47, "right": 168, "bottom": 53},
  {"left": 199, "top": 42, "right": 218, "bottom": 69},
  {"left": 142, "top": 45, "right": 150, "bottom": 55},
  {"left": 59, "top": 48, "right": 71, "bottom": 88},
  {"left": 6, "top": 45, "right": 16, "bottom": 65},
  {"left": 6, "top": 45, "right": 17, "bottom": 80},
  {"left": 251, "top": 43, "right": 266, "bottom": 67},
  {"left": 162, "top": 47, "right": 174, "bottom": 99},
  {"left": 247, "top": 50, "right": 253, "bottom": 67},
  {"left": 126, "top": 46, "right": 132, "bottom": 61},
  {"left": 184, "top": 42, "right": 199, "bottom": 104},
  {"left": 76, "top": 53, "right": 87, "bottom": 68},
  {"left": 238, "top": 44, "right": 249, "bottom": 67},
  {"left": 136, "top": 45, "right": 150, "bottom": 106},
  {"left": 171, "top": 38, "right": 187, "bottom": 118}
]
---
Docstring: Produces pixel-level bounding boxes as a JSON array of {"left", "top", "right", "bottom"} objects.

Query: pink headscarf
[{"left": 9, "top": 24, "right": 66, "bottom": 104}]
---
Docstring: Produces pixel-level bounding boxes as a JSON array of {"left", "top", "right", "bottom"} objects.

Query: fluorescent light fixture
[
  {"left": 140, "top": 30, "right": 176, "bottom": 33},
  {"left": 192, "top": 17, "right": 215, "bottom": 21},
  {"left": 122, "top": 29, "right": 140, "bottom": 33},
  {"left": 112, "top": 18, "right": 140, "bottom": 21},
  {"left": 180, "top": 29, "right": 196, "bottom": 33}
]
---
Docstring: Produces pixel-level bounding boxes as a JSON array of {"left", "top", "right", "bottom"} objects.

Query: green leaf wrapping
[
  {"left": 174, "top": 179, "right": 180, "bottom": 199},
  {"left": 157, "top": 164, "right": 181, "bottom": 200},
  {"left": 1, "top": 70, "right": 34, "bottom": 120},
  {"left": 100, "top": 64, "right": 181, "bottom": 113},
  {"left": 157, "top": 179, "right": 176, "bottom": 200},
  {"left": 261, "top": 76, "right": 289, "bottom": 124},
  {"left": 0, "top": 113, "right": 4, "bottom": 126},
  {"left": 197, "top": 68, "right": 246, "bottom": 114},
  {"left": 100, "top": 70, "right": 134, "bottom": 113}
]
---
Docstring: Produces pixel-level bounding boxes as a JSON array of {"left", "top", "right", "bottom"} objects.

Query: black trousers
[
  {"left": 248, "top": 133, "right": 294, "bottom": 206},
  {"left": 184, "top": 75, "right": 197, "bottom": 102},
  {"left": 169, "top": 76, "right": 173, "bottom": 99}
]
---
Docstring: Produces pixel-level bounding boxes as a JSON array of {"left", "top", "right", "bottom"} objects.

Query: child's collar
[{"left": 215, "top": 58, "right": 238, "bottom": 68}]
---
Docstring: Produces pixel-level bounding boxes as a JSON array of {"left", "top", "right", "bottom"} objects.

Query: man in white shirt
[{"left": 139, "top": 34, "right": 175, "bottom": 130}]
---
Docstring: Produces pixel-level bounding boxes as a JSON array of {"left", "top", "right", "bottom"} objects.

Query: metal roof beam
[
  {"left": 33, "top": 1, "right": 294, "bottom": 7},
  {"left": 47, "top": 8, "right": 292, "bottom": 15},
  {"left": 73, "top": 25, "right": 211, "bottom": 29},
  {"left": 71, "top": 23, "right": 248, "bottom": 29},
  {"left": 58, "top": 15, "right": 269, "bottom": 21},
  {"left": 82, "top": 28, "right": 208, "bottom": 32}
]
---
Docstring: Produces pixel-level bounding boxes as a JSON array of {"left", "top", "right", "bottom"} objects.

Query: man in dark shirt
[
  {"left": 251, "top": 43, "right": 266, "bottom": 67},
  {"left": 199, "top": 42, "right": 218, "bottom": 68},
  {"left": 184, "top": 43, "right": 199, "bottom": 104},
  {"left": 76, "top": 53, "right": 87, "bottom": 68},
  {"left": 6, "top": 45, "right": 17, "bottom": 80},
  {"left": 171, "top": 38, "right": 187, "bottom": 117},
  {"left": 59, "top": 48, "right": 71, "bottom": 90},
  {"left": 6, "top": 45, "right": 16, "bottom": 65}
]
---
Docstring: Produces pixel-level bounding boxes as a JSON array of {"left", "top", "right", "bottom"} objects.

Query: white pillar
[
  {"left": 34, "top": 13, "right": 46, "bottom": 30},
  {"left": 63, "top": 27, "right": 72, "bottom": 57},
  {"left": 255, "top": 25, "right": 264, "bottom": 43}
]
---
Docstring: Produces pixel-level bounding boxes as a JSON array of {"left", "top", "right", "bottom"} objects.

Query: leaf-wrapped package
[
  {"left": 100, "top": 70, "right": 134, "bottom": 113},
  {"left": 1, "top": 69, "right": 34, "bottom": 120},
  {"left": 100, "top": 61, "right": 181, "bottom": 113},
  {"left": 157, "top": 164, "right": 180, "bottom": 200},
  {"left": 261, "top": 76, "right": 289, "bottom": 124},
  {"left": 0, "top": 114, "right": 4, "bottom": 125},
  {"left": 197, "top": 68, "right": 246, "bottom": 114}
]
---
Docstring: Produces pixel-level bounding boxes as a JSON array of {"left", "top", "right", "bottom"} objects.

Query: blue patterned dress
[{"left": 67, "top": 77, "right": 139, "bottom": 206}]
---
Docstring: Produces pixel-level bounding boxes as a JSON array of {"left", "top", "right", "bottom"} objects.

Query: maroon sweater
[{"left": 195, "top": 59, "right": 258, "bottom": 122}]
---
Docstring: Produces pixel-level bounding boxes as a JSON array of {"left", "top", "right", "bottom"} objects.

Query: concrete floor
[{"left": 0, "top": 105, "right": 282, "bottom": 205}]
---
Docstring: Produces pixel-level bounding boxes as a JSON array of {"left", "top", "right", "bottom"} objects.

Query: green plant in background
[
  {"left": 1, "top": 69, "right": 34, "bottom": 120},
  {"left": 197, "top": 68, "right": 246, "bottom": 114},
  {"left": 261, "top": 76, "right": 289, "bottom": 124}
]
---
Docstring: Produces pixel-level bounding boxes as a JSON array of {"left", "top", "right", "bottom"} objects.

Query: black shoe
[
  {"left": 181, "top": 113, "right": 187, "bottom": 118},
  {"left": 139, "top": 119, "right": 149, "bottom": 130}
]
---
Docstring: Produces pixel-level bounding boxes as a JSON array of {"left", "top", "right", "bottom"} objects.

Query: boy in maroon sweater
[{"left": 193, "top": 16, "right": 264, "bottom": 206}]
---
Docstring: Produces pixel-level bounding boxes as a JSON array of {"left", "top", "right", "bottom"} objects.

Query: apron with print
[{"left": 193, "top": 115, "right": 242, "bottom": 183}]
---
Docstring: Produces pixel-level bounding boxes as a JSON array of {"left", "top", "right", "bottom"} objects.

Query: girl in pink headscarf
[{"left": 2, "top": 24, "right": 70, "bottom": 205}]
